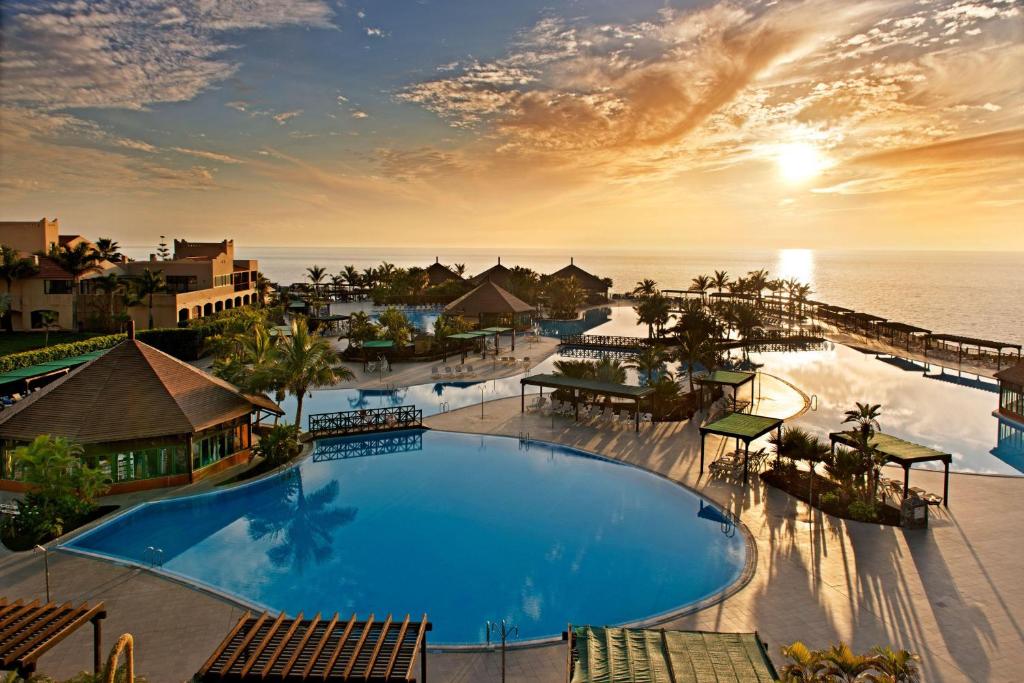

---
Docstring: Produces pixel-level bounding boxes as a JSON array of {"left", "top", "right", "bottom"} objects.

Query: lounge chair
[
  {"left": 616, "top": 409, "right": 630, "bottom": 426},
  {"left": 463, "top": 364, "right": 475, "bottom": 377},
  {"left": 442, "top": 366, "right": 454, "bottom": 377},
  {"left": 431, "top": 366, "right": 442, "bottom": 379}
]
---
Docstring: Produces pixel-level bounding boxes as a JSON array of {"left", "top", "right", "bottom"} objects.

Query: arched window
[
  {"left": 178, "top": 308, "right": 189, "bottom": 322},
  {"left": 234, "top": 296, "right": 242, "bottom": 307},
  {"left": 242, "top": 294, "right": 250, "bottom": 305},
  {"left": 214, "top": 300, "right": 223, "bottom": 312},
  {"left": 192, "top": 305, "right": 202, "bottom": 319},
  {"left": 203, "top": 303, "right": 213, "bottom": 316},
  {"left": 225, "top": 299, "right": 234, "bottom": 310}
]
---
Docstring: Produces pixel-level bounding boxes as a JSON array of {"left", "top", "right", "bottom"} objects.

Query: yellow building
[{"left": 1, "top": 219, "right": 260, "bottom": 332}]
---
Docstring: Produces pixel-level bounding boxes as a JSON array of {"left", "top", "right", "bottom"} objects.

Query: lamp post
[
  {"left": 35, "top": 544, "right": 50, "bottom": 602},
  {"left": 479, "top": 385, "right": 486, "bottom": 419}
]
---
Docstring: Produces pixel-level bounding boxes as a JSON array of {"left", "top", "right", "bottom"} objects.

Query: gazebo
[
  {"left": 700, "top": 412, "right": 784, "bottom": 485},
  {"left": 692, "top": 370, "right": 757, "bottom": 410},
  {"left": 0, "top": 598, "right": 108, "bottom": 679},
  {"left": 425, "top": 257, "right": 461, "bottom": 286},
  {"left": 520, "top": 374, "right": 654, "bottom": 432},
  {"left": 469, "top": 258, "right": 514, "bottom": 289},
  {"left": 829, "top": 430, "right": 951, "bottom": 506},
  {"left": 547, "top": 258, "right": 609, "bottom": 302},
  {"left": 443, "top": 281, "right": 535, "bottom": 345},
  {"left": 0, "top": 325, "right": 282, "bottom": 494}
]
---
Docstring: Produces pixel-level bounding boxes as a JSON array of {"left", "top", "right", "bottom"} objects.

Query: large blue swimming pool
[{"left": 64, "top": 431, "right": 747, "bottom": 644}]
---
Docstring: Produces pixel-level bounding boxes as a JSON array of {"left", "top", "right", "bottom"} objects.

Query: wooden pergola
[
  {"left": 700, "top": 413, "right": 783, "bottom": 485},
  {"left": 0, "top": 598, "right": 107, "bottom": 678},
  {"left": 692, "top": 370, "right": 757, "bottom": 411},
  {"left": 876, "top": 321, "right": 931, "bottom": 351},
  {"left": 520, "top": 374, "right": 654, "bottom": 432},
  {"left": 925, "top": 333, "right": 1022, "bottom": 370},
  {"left": 197, "top": 611, "right": 431, "bottom": 682},
  {"left": 830, "top": 431, "right": 951, "bottom": 506}
]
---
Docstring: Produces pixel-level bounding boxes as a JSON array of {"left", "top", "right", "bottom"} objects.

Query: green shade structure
[
  {"left": 521, "top": 374, "right": 654, "bottom": 432},
  {"left": 829, "top": 430, "right": 951, "bottom": 505},
  {"left": 0, "top": 349, "right": 109, "bottom": 389},
  {"left": 362, "top": 340, "right": 395, "bottom": 348},
  {"left": 693, "top": 370, "right": 757, "bottom": 411},
  {"left": 700, "top": 412, "right": 784, "bottom": 485},
  {"left": 565, "top": 625, "right": 778, "bottom": 683},
  {"left": 446, "top": 332, "right": 479, "bottom": 340}
]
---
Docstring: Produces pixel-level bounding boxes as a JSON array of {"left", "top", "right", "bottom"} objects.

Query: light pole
[
  {"left": 479, "top": 385, "right": 486, "bottom": 419},
  {"left": 35, "top": 544, "right": 50, "bottom": 602}
]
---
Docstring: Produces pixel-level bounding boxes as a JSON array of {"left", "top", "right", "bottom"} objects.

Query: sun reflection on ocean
[{"left": 776, "top": 248, "right": 815, "bottom": 285}]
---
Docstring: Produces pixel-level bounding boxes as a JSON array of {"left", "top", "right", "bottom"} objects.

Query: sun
[{"left": 776, "top": 143, "right": 829, "bottom": 184}]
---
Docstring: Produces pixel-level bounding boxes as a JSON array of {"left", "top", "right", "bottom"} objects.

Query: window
[
  {"left": 214, "top": 274, "right": 232, "bottom": 287},
  {"left": 97, "top": 445, "right": 187, "bottom": 483},
  {"left": 191, "top": 422, "right": 249, "bottom": 470},
  {"left": 166, "top": 275, "right": 197, "bottom": 293},
  {"left": 30, "top": 309, "right": 60, "bottom": 328},
  {"left": 44, "top": 280, "right": 73, "bottom": 294}
]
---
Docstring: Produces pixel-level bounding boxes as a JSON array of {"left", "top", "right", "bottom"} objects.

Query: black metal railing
[
  {"left": 307, "top": 404, "right": 423, "bottom": 437},
  {"left": 559, "top": 334, "right": 652, "bottom": 350},
  {"left": 312, "top": 430, "right": 424, "bottom": 461}
]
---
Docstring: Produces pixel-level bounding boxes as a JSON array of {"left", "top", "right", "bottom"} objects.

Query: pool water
[
  {"left": 367, "top": 306, "right": 441, "bottom": 333},
  {"left": 747, "top": 344, "right": 1024, "bottom": 476},
  {"left": 65, "top": 431, "right": 747, "bottom": 644}
]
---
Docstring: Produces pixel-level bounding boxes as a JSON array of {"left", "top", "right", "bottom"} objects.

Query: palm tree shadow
[{"left": 247, "top": 472, "right": 357, "bottom": 575}]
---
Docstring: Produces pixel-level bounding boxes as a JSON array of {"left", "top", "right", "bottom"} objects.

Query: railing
[
  {"left": 559, "top": 334, "right": 652, "bottom": 350},
  {"left": 312, "top": 430, "right": 424, "bottom": 461},
  {"left": 308, "top": 404, "right": 423, "bottom": 437}
]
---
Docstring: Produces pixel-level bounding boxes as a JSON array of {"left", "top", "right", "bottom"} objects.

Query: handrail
[{"left": 308, "top": 404, "right": 423, "bottom": 437}]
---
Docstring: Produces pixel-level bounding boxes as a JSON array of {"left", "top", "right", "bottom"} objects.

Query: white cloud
[
  {"left": 273, "top": 110, "right": 304, "bottom": 125},
  {"left": 171, "top": 147, "right": 245, "bottom": 164},
  {"left": 351, "top": 110, "right": 369, "bottom": 119}
]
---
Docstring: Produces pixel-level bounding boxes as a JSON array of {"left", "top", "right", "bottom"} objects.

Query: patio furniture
[{"left": 430, "top": 366, "right": 442, "bottom": 379}]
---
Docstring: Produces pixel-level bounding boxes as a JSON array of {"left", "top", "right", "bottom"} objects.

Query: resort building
[
  {"left": 995, "top": 361, "right": 1024, "bottom": 424},
  {"left": 547, "top": 258, "right": 610, "bottom": 303},
  {"left": 0, "top": 218, "right": 119, "bottom": 332},
  {"left": 0, "top": 326, "right": 282, "bottom": 493},
  {"left": 117, "top": 239, "right": 260, "bottom": 328},
  {"left": 425, "top": 258, "right": 462, "bottom": 286}
]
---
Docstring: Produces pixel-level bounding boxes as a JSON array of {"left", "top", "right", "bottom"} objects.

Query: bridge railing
[
  {"left": 559, "top": 334, "right": 653, "bottom": 349},
  {"left": 308, "top": 404, "right": 423, "bottom": 437}
]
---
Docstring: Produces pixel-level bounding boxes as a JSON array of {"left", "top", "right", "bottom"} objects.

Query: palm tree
[
  {"left": 254, "top": 272, "right": 272, "bottom": 306},
  {"left": 92, "top": 273, "right": 126, "bottom": 331},
  {"left": 95, "top": 237, "right": 122, "bottom": 262},
  {"left": 278, "top": 318, "right": 355, "bottom": 427},
  {"left": 306, "top": 265, "right": 327, "bottom": 296},
  {"left": 342, "top": 265, "right": 361, "bottom": 291},
  {"left": 48, "top": 241, "right": 101, "bottom": 331},
  {"left": 691, "top": 274, "right": 713, "bottom": 297},
  {"left": 133, "top": 268, "right": 165, "bottom": 329},
  {"left": 677, "top": 328, "right": 717, "bottom": 393},
  {"left": 0, "top": 245, "right": 39, "bottom": 331},
  {"left": 843, "top": 402, "right": 882, "bottom": 440},
  {"left": 712, "top": 270, "right": 729, "bottom": 295},
  {"left": 746, "top": 268, "right": 770, "bottom": 300},
  {"left": 39, "top": 310, "right": 59, "bottom": 346},
  {"left": 593, "top": 356, "right": 627, "bottom": 384},
  {"left": 361, "top": 267, "right": 377, "bottom": 289},
  {"left": 632, "top": 279, "right": 658, "bottom": 297},
  {"left": 843, "top": 402, "right": 884, "bottom": 500},
  {"left": 779, "top": 641, "right": 827, "bottom": 681},
  {"left": 870, "top": 646, "right": 921, "bottom": 681},
  {"left": 453, "top": 263, "right": 466, "bottom": 277},
  {"left": 627, "top": 345, "right": 668, "bottom": 386}
]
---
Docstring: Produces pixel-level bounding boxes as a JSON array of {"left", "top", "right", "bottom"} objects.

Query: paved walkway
[{"left": 2, "top": 372, "right": 1021, "bottom": 681}]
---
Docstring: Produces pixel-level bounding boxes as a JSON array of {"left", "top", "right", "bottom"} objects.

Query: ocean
[{"left": 122, "top": 246, "right": 1023, "bottom": 345}]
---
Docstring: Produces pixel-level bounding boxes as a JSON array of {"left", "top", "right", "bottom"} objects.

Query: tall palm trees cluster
[
  {"left": 780, "top": 640, "right": 920, "bottom": 682},
  {"left": 211, "top": 311, "right": 354, "bottom": 428},
  {"left": 306, "top": 261, "right": 454, "bottom": 305}
]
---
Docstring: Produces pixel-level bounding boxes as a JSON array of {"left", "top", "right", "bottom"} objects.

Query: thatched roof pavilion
[
  {"left": 0, "top": 325, "right": 281, "bottom": 493},
  {"left": 547, "top": 258, "right": 608, "bottom": 299},
  {"left": 425, "top": 257, "right": 461, "bottom": 286},
  {"left": 469, "top": 258, "right": 513, "bottom": 289}
]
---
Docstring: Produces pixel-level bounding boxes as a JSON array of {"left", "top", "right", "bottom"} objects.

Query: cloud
[
  {"left": 171, "top": 147, "right": 245, "bottom": 164},
  {"left": 273, "top": 110, "right": 304, "bottom": 125},
  {"left": 365, "top": 27, "right": 386, "bottom": 38},
  {"left": 1, "top": 0, "right": 336, "bottom": 111},
  {"left": 350, "top": 110, "right": 369, "bottom": 119}
]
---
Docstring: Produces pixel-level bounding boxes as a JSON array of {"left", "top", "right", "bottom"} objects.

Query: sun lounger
[
  {"left": 463, "top": 364, "right": 475, "bottom": 377},
  {"left": 431, "top": 366, "right": 442, "bottom": 379}
]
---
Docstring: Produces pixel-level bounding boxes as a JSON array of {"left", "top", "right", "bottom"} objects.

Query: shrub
[
  {"left": 848, "top": 499, "right": 878, "bottom": 522},
  {"left": 254, "top": 423, "right": 300, "bottom": 467},
  {"left": 819, "top": 492, "right": 840, "bottom": 507},
  {"left": 0, "top": 334, "right": 125, "bottom": 373}
]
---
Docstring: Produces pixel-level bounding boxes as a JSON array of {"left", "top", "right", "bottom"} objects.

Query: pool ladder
[
  {"left": 144, "top": 546, "right": 164, "bottom": 567},
  {"left": 518, "top": 432, "right": 531, "bottom": 449},
  {"left": 810, "top": 394, "right": 818, "bottom": 411},
  {"left": 438, "top": 401, "right": 450, "bottom": 414},
  {"left": 720, "top": 509, "right": 738, "bottom": 538}
]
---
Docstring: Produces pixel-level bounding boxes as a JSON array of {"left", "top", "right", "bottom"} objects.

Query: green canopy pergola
[
  {"left": 830, "top": 430, "right": 951, "bottom": 506},
  {"left": 481, "top": 326, "right": 515, "bottom": 351},
  {"left": 362, "top": 340, "right": 395, "bottom": 349},
  {"left": 0, "top": 349, "right": 109, "bottom": 393},
  {"left": 521, "top": 374, "right": 654, "bottom": 432},
  {"left": 700, "top": 412, "right": 783, "bottom": 485},
  {"left": 693, "top": 370, "right": 757, "bottom": 411}
]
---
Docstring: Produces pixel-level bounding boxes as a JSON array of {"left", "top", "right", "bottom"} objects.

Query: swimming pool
[
  {"left": 367, "top": 305, "right": 442, "bottom": 333},
  {"left": 746, "top": 344, "right": 1024, "bottom": 476},
  {"left": 64, "top": 431, "right": 748, "bottom": 645}
]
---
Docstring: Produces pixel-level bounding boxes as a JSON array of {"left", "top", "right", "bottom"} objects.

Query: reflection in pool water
[
  {"left": 65, "top": 430, "right": 746, "bottom": 644},
  {"left": 747, "top": 344, "right": 1023, "bottom": 476}
]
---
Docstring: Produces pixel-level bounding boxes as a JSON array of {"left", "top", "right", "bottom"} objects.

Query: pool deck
[{"left": 2, "top": 372, "right": 1022, "bottom": 681}]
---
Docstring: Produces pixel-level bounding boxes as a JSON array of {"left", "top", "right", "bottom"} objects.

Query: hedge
[{"left": 0, "top": 319, "right": 239, "bottom": 373}]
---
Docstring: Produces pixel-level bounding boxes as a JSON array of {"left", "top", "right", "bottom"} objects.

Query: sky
[{"left": 1, "top": 0, "right": 1022, "bottom": 251}]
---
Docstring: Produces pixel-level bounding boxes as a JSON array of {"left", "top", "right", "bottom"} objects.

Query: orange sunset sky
[{"left": 1, "top": 0, "right": 1021, "bottom": 250}]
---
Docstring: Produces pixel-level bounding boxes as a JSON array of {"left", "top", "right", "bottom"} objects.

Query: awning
[
  {"left": 701, "top": 412, "right": 782, "bottom": 440},
  {"left": 521, "top": 374, "right": 654, "bottom": 399},
  {"left": 567, "top": 625, "right": 778, "bottom": 683},
  {"left": 363, "top": 340, "right": 395, "bottom": 349},
  {"left": 0, "top": 349, "right": 109, "bottom": 387},
  {"left": 693, "top": 370, "right": 756, "bottom": 388}
]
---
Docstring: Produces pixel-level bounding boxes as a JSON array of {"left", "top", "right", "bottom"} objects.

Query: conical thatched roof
[
  {"left": 444, "top": 280, "right": 535, "bottom": 316},
  {"left": 548, "top": 260, "right": 607, "bottom": 290},
  {"left": 426, "top": 258, "right": 461, "bottom": 286},
  {"left": 469, "top": 260, "right": 513, "bottom": 289},
  {"left": 0, "top": 337, "right": 282, "bottom": 444}
]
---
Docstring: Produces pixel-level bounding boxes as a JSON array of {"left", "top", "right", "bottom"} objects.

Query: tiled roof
[
  {"left": 34, "top": 255, "right": 73, "bottom": 279},
  {"left": 444, "top": 280, "right": 535, "bottom": 316},
  {"left": 996, "top": 361, "right": 1024, "bottom": 386},
  {"left": 0, "top": 338, "right": 282, "bottom": 443},
  {"left": 469, "top": 262, "right": 513, "bottom": 288}
]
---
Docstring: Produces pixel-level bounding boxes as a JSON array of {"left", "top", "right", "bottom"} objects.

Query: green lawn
[{"left": 0, "top": 332, "right": 101, "bottom": 357}]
